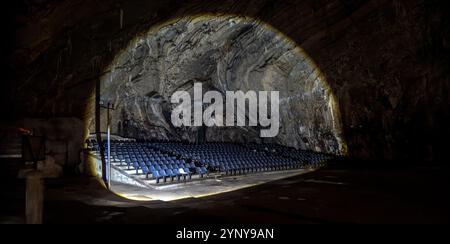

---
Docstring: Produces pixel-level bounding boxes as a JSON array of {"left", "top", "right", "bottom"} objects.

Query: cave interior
[{"left": 0, "top": 0, "right": 449, "bottom": 224}]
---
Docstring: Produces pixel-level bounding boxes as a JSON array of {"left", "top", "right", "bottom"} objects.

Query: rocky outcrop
[{"left": 93, "top": 16, "right": 345, "bottom": 155}]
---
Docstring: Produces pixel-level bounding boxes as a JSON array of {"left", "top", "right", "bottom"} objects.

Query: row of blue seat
[
  {"left": 109, "top": 142, "right": 209, "bottom": 183},
  {"left": 149, "top": 143, "right": 312, "bottom": 175},
  {"left": 91, "top": 141, "right": 331, "bottom": 184},
  {"left": 142, "top": 165, "right": 208, "bottom": 183}
]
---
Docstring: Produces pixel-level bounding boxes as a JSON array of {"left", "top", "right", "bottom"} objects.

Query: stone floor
[
  {"left": 1, "top": 162, "right": 449, "bottom": 224},
  {"left": 110, "top": 169, "right": 316, "bottom": 201}
]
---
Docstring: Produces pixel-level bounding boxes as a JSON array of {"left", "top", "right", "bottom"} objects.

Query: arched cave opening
[{"left": 0, "top": 0, "right": 448, "bottom": 225}]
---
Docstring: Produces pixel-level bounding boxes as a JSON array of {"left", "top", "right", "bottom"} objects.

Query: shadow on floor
[{"left": 1, "top": 160, "right": 449, "bottom": 224}]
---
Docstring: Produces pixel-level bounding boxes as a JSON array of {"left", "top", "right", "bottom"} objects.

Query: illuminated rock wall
[{"left": 96, "top": 16, "right": 345, "bottom": 155}]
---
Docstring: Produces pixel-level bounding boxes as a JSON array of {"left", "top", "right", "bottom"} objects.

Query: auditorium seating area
[
  {"left": 87, "top": 140, "right": 332, "bottom": 185},
  {"left": 243, "top": 143, "right": 333, "bottom": 168}
]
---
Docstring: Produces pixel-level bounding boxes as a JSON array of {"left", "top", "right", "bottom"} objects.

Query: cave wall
[
  {"left": 0, "top": 117, "right": 84, "bottom": 177},
  {"left": 2, "top": 0, "right": 449, "bottom": 163},
  {"left": 93, "top": 16, "right": 345, "bottom": 155}
]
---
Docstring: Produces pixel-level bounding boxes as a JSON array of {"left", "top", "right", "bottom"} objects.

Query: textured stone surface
[
  {"left": 93, "top": 16, "right": 345, "bottom": 155},
  {"left": 2, "top": 0, "right": 449, "bottom": 162}
]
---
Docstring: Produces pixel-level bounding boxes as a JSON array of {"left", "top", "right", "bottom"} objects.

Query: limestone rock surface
[{"left": 95, "top": 16, "right": 345, "bottom": 155}]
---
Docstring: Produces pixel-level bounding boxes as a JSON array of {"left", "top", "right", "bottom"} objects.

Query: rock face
[{"left": 93, "top": 16, "right": 346, "bottom": 155}]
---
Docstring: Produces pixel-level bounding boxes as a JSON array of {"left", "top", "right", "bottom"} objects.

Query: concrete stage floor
[
  {"left": 1, "top": 163, "right": 449, "bottom": 224},
  {"left": 110, "top": 169, "right": 316, "bottom": 201}
]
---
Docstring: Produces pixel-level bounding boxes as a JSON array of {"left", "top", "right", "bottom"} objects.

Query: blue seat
[
  {"left": 133, "top": 162, "right": 140, "bottom": 174},
  {"left": 165, "top": 169, "right": 178, "bottom": 181},
  {"left": 125, "top": 159, "right": 132, "bottom": 169},
  {"left": 159, "top": 170, "right": 169, "bottom": 183},
  {"left": 141, "top": 166, "right": 150, "bottom": 178},
  {"left": 172, "top": 169, "right": 182, "bottom": 181},
  {"left": 196, "top": 167, "right": 208, "bottom": 178},
  {"left": 153, "top": 171, "right": 163, "bottom": 184}
]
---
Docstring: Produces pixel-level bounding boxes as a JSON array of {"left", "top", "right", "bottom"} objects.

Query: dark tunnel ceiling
[{"left": 3, "top": 0, "right": 450, "bottom": 161}]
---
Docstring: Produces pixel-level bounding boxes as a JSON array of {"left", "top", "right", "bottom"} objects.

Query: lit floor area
[{"left": 110, "top": 168, "right": 316, "bottom": 201}]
